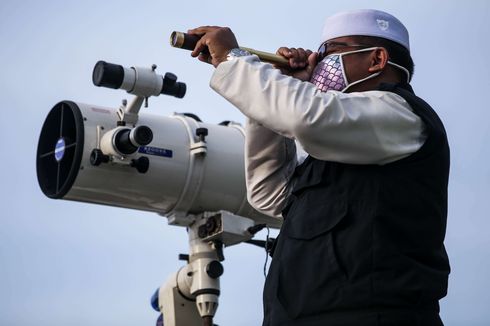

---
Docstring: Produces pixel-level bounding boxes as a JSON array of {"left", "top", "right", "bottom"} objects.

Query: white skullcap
[{"left": 321, "top": 9, "right": 410, "bottom": 51}]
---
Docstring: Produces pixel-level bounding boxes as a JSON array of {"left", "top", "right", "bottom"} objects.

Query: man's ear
[{"left": 368, "top": 47, "right": 389, "bottom": 73}]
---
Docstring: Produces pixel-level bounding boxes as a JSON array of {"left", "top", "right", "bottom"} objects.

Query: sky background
[{"left": 1, "top": 0, "right": 489, "bottom": 325}]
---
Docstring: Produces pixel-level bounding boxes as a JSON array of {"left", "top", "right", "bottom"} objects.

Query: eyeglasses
[{"left": 317, "top": 41, "right": 373, "bottom": 61}]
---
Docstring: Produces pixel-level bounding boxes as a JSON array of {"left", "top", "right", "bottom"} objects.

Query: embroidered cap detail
[{"left": 376, "top": 19, "right": 389, "bottom": 31}]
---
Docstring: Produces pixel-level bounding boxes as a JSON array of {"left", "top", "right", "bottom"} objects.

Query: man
[{"left": 189, "top": 9, "right": 450, "bottom": 326}]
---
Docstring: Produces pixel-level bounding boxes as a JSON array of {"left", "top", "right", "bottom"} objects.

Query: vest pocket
[
  {"left": 277, "top": 189, "right": 348, "bottom": 319},
  {"left": 286, "top": 189, "right": 347, "bottom": 239}
]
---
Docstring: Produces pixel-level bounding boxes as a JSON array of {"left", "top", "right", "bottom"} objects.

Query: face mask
[{"left": 310, "top": 47, "right": 382, "bottom": 92}]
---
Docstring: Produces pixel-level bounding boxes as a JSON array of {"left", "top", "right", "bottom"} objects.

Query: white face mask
[{"left": 309, "top": 47, "right": 410, "bottom": 92}]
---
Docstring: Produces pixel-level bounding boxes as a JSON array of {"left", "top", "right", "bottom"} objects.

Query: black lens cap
[{"left": 92, "top": 61, "right": 124, "bottom": 89}]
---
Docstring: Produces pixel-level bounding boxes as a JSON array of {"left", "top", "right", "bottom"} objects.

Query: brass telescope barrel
[{"left": 170, "top": 31, "right": 289, "bottom": 66}]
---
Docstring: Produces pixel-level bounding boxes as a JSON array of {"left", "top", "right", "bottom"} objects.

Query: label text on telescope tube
[{"left": 138, "top": 146, "right": 173, "bottom": 158}]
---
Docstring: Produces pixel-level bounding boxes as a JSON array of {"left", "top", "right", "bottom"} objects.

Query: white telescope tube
[{"left": 36, "top": 101, "right": 280, "bottom": 228}]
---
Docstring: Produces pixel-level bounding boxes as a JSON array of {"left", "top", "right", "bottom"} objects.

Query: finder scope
[{"left": 93, "top": 61, "right": 186, "bottom": 98}]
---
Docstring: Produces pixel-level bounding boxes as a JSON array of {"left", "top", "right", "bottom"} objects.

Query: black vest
[{"left": 262, "top": 84, "right": 450, "bottom": 326}]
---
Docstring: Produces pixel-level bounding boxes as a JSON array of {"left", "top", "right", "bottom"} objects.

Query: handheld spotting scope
[{"left": 170, "top": 31, "right": 289, "bottom": 66}]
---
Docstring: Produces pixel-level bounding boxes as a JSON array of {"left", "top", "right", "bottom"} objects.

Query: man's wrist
[{"left": 227, "top": 48, "right": 252, "bottom": 61}]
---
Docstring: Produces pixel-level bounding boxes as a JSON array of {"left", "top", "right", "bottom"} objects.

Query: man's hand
[
  {"left": 187, "top": 26, "right": 239, "bottom": 68},
  {"left": 275, "top": 47, "right": 318, "bottom": 81}
]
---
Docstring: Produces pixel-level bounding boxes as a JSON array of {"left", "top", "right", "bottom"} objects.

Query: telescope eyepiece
[
  {"left": 131, "top": 125, "right": 153, "bottom": 146},
  {"left": 162, "top": 72, "right": 186, "bottom": 98},
  {"left": 114, "top": 126, "right": 153, "bottom": 155}
]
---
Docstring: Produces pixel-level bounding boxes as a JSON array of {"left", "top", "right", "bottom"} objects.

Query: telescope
[
  {"left": 170, "top": 31, "right": 289, "bottom": 66},
  {"left": 36, "top": 61, "right": 280, "bottom": 326}
]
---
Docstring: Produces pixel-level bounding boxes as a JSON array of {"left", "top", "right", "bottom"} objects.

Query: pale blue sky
[{"left": 1, "top": 0, "right": 489, "bottom": 325}]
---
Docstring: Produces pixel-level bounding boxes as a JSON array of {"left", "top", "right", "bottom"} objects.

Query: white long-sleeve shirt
[{"left": 210, "top": 55, "right": 426, "bottom": 219}]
